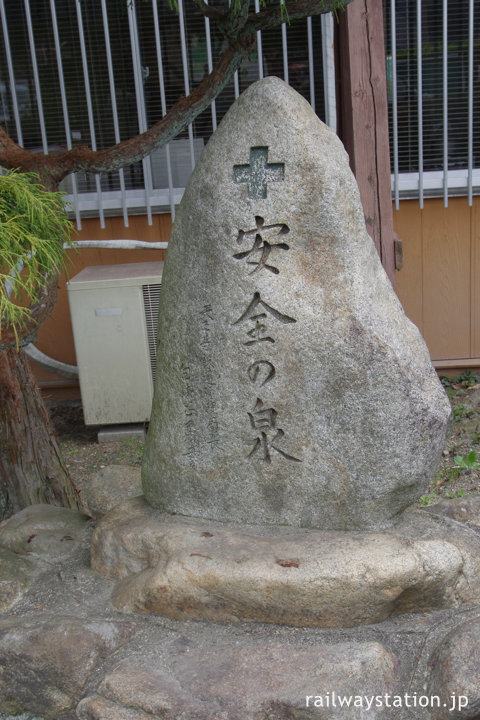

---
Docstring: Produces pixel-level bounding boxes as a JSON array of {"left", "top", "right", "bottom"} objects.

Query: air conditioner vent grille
[{"left": 142, "top": 283, "right": 162, "bottom": 380}]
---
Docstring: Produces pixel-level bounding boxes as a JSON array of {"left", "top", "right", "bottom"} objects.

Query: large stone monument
[
  {"left": 142, "top": 76, "right": 450, "bottom": 531},
  {"left": 3, "top": 77, "right": 480, "bottom": 720},
  {"left": 86, "top": 78, "right": 480, "bottom": 631}
]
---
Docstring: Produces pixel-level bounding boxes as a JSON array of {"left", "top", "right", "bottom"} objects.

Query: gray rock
[
  {"left": 142, "top": 76, "right": 451, "bottom": 530},
  {"left": 425, "top": 495, "right": 480, "bottom": 524},
  {"left": 83, "top": 465, "right": 142, "bottom": 519},
  {"left": 0, "top": 504, "right": 90, "bottom": 556},
  {"left": 427, "top": 617, "right": 480, "bottom": 719},
  {"left": 1, "top": 523, "right": 480, "bottom": 720},
  {"left": 0, "top": 547, "right": 36, "bottom": 612},
  {"left": 78, "top": 640, "right": 397, "bottom": 719},
  {"left": 0, "top": 616, "right": 134, "bottom": 719},
  {"left": 90, "top": 498, "right": 480, "bottom": 627}
]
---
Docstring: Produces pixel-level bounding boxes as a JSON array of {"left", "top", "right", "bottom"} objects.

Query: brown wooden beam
[{"left": 338, "top": 0, "right": 396, "bottom": 286}]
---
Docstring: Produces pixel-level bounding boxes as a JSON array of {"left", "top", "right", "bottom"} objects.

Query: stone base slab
[
  {"left": 1, "top": 498, "right": 480, "bottom": 718},
  {"left": 91, "top": 497, "right": 480, "bottom": 627}
]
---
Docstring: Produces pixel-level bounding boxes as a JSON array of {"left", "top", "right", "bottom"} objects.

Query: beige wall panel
[
  {"left": 421, "top": 198, "right": 471, "bottom": 361},
  {"left": 393, "top": 200, "right": 424, "bottom": 335},
  {"left": 33, "top": 214, "right": 171, "bottom": 384},
  {"left": 471, "top": 199, "right": 480, "bottom": 358}
]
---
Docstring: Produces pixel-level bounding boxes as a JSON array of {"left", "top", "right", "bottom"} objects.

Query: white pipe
[
  {"left": 468, "top": 0, "right": 474, "bottom": 206},
  {"left": 24, "top": 0, "right": 48, "bottom": 154},
  {"left": 152, "top": 0, "right": 176, "bottom": 219},
  {"left": 442, "top": 0, "right": 448, "bottom": 207},
  {"left": 66, "top": 239, "right": 168, "bottom": 249},
  {"left": 0, "top": 0, "right": 23, "bottom": 146},
  {"left": 321, "top": 13, "right": 336, "bottom": 132},
  {"left": 101, "top": 0, "right": 129, "bottom": 226},
  {"left": 417, "top": 0, "right": 424, "bottom": 208},
  {"left": 254, "top": 0, "right": 264, "bottom": 79},
  {"left": 24, "top": 344, "right": 79, "bottom": 379},
  {"left": 307, "top": 16, "right": 315, "bottom": 112},
  {"left": 76, "top": 0, "right": 105, "bottom": 227},
  {"left": 391, "top": 0, "right": 400, "bottom": 210},
  {"left": 50, "top": 0, "right": 82, "bottom": 228}
]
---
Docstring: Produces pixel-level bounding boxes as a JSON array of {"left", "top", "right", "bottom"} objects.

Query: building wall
[{"left": 394, "top": 196, "right": 480, "bottom": 370}]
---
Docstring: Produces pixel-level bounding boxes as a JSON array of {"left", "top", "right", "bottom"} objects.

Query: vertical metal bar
[
  {"left": 391, "top": 0, "right": 399, "bottom": 210},
  {"left": 307, "top": 16, "right": 315, "bottom": 112},
  {"left": 442, "top": 0, "right": 448, "bottom": 207},
  {"left": 468, "top": 0, "right": 474, "bottom": 206},
  {"left": 101, "top": 0, "right": 129, "bottom": 226},
  {"left": 0, "top": 0, "right": 23, "bottom": 146},
  {"left": 178, "top": 0, "right": 196, "bottom": 171},
  {"left": 50, "top": 0, "right": 81, "bottom": 228},
  {"left": 24, "top": 0, "right": 47, "bottom": 153},
  {"left": 416, "top": 0, "right": 423, "bottom": 209},
  {"left": 204, "top": 0, "right": 217, "bottom": 131},
  {"left": 254, "top": 0, "right": 264, "bottom": 79},
  {"left": 152, "top": 0, "right": 176, "bottom": 219},
  {"left": 281, "top": 21, "right": 289, "bottom": 83},
  {"left": 76, "top": 0, "right": 104, "bottom": 228},
  {"left": 127, "top": 0, "right": 153, "bottom": 224},
  {"left": 321, "top": 12, "right": 336, "bottom": 131},
  {"left": 228, "top": 0, "right": 240, "bottom": 98}
]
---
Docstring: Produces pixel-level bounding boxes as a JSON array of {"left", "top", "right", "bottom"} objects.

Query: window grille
[
  {"left": 0, "top": 0, "right": 336, "bottom": 228},
  {"left": 384, "top": 0, "right": 480, "bottom": 207}
]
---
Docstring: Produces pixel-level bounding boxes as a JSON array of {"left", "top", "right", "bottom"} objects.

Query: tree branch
[
  {"left": 0, "top": 274, "right": 59, "bottom": 350},
  {"left": 191, "top": 0, "right": 228, "bottom": 22},
  {"left": 0, "top": 38, "right": 251, "bottom": 181},
  {"left": 0, "top": 0, "right": 353, "bottom": 186},
  {"left": 250, "top": 0, "right": 353, "bottom": 30}
]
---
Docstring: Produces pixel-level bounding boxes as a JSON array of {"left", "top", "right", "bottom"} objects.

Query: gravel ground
[{"left": 47, "top": 371, "right": 480, "bottom": 508}]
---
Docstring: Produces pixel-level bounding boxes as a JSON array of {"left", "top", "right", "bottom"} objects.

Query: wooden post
[{"left": 338, "top": 0, "right": 396, "bottom": 286}]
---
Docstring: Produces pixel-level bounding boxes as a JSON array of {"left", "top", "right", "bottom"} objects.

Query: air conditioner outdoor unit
[{"left": 67, "top": 261, "right": 163, "bottom": 426}]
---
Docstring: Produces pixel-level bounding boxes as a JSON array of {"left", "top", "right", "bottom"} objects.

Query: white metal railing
[
  {"left": 387, "top": 0, "right": 478, "bottom": 207},
  {"left": 0, "top": 0, "right": 337, "bottom": 227}
]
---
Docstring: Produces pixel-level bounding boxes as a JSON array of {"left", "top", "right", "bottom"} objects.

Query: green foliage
[
  {"left": 444, "top": 488, "right": 470, "bottom": 500},
  {"left": 441, "top": 370, "right": 480, "bottom": 388},
  {"left": 117, "top": 437, "right": 145, "bottom": 464},
  {"left": 419, "top": 492, "right": 439, "bottom": 506},
  {"left": 449, "top": 450, "right": 480, "bottom": 480},
  {"left": 0, "top": 169, "right": 73, "bottom": 343},
  {"left": 453, "top": 404, "right": 472, "bottom": 421}
]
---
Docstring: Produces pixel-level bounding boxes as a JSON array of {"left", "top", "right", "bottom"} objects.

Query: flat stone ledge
[{"left": 91, "top": 497, "right": 480, "bottom": 627}]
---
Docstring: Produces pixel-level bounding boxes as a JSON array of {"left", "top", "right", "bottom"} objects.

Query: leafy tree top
[{"left": 0, "top": 170, "right": 73, "bottom": 347}]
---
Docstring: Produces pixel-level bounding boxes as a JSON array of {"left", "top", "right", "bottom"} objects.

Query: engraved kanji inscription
[
  {"left": 248, "top": 360, "right": 275, "bottom": 387},
  {"left": 233, "top": 147, "right": 285, "bottom": 199},
  {"left": 232, "top": 292, "right": 296, "bottom": 345},
  {"left": 247, "top": 398, "right": 301, "bottom": 463},
  {"left": 234, "top": 216, "right": 290, "bottom": 275}
]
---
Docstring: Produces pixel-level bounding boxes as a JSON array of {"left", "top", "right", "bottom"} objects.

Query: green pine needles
[{"left": 0, "top": 169, "right": 73, "bottom": 344}]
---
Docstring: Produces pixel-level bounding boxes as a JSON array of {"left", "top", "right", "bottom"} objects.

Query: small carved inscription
[
  {"left": 181, "top": 305, "right": 221, "bottom": 461},
  {"left": 200, "top": 304, "right": 220, "bottom": 450},
  {"left": 233, "top": 216, "right": 290, "bottom": 275},
  {"left": 248, "top": 360, "right": 275, "bottom": 387},
  {"left": 200, "top": 303, "right": 214, "bottom": 347},
  {"left": 247, "top": 398, "right": 301, "bottom": 464},
  {"left": 181, "top": 364, "right": 196, "bottom": 468},
  {"left": 233, "top": 292, "right": 296, "bottom": 346},
  {"left": 233, "top": 147, "right": 285, "bottom": 199}
]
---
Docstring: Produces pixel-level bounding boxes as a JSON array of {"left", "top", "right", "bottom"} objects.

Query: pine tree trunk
[{"left": 0, "top": 347, "right": 80, "bottom": 520}]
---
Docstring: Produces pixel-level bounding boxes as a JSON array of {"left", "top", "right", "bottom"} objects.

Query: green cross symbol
[{"left": 233, "top": 147, "right": 285, "bottom": 199}]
